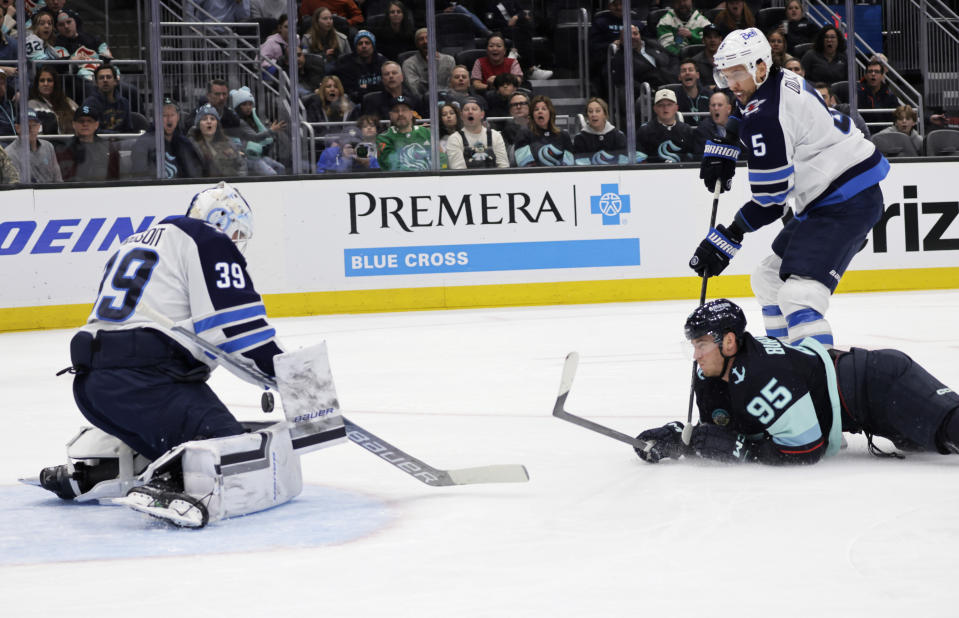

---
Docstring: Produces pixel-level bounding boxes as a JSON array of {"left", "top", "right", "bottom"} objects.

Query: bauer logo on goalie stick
[
  {"left": 292, "top": 407, "right": 336, "bottom": 423},
  {"left": 347, "top": 429, "right": 441, "bottom": 484}
]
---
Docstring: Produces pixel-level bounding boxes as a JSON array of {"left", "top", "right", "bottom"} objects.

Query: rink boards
[{"left": 0, "top": 161, "right": 957, "bottom": 331}]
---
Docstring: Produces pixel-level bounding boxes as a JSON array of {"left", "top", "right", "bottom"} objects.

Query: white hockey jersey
[
  {"left": 732, "top": 68, "right": 889, "bottom": 231},
  {"left": 82, "top": 215, "right": 282, "bottom": 378}
]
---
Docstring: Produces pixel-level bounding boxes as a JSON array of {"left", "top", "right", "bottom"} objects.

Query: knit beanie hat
[
  {"left": 194, "top": 103, "right": 220, "bottom": 127},
  {"left": 230, "top": 86, "right": 255, "bottom": 110},
  {"left": 354, "top": 29, "right": 375, "bottom": 48}
]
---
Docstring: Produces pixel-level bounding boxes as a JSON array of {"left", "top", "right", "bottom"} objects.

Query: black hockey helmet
[{"left": 684, "top": 299, "right": 747, "bottom": 344}]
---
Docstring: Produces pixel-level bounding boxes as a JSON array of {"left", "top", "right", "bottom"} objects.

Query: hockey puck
[{"left": 261, "top": 391, "right": 275, "bottom": 413}]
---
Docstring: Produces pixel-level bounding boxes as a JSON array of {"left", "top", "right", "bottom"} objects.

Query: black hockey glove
[
  {"left": 689, "top": 223, "right": 743, "bottom": 278},
  {"left": 700, "top": 137, "right": 740, "bottom": 193},
  {"left": 635, "top": 421, "right": 687, "bottom": 463},
  {"left": 689, "top": 423, "right": 751, "bottom": 463}
]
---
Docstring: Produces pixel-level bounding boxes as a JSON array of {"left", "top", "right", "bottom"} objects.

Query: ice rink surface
[{"left": 2, "top": 290, "right": 958, "bottom": 617}]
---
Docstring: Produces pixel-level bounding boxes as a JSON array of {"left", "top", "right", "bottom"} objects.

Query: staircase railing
[
  {"left": 805, "top": 0, "right": 926, "bottom": 135},
  {"left": 155, "top": 0, "right": 263, "bottom": 112},
  {"left": 883, "top": 0, "right": 959, "bottom": 113}
]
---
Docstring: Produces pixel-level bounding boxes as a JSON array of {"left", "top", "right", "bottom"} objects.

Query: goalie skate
[{"left": 117, "top": 484, "right": 209, "bottom": 529}]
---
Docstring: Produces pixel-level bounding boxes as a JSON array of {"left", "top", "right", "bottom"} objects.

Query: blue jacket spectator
[
  {"left": 82, "top": 64, "right": 133, "bottom": 133},
  {"left": 0, "top": 29, "right": 16, "bottom": 62},
  {"left": 317, "top": 127, "right": 380, "bottom": 173}
]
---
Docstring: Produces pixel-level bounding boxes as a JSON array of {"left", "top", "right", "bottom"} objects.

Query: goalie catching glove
[{"left": 635, "top": 421, "right": 688, "bottom": 463}]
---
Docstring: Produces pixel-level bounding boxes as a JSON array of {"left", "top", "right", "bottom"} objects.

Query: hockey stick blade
[
  {"left": 345, "top": 419, "right": 529, "bottom": 486},
  {"left": 552, "top": 352, "right": 650, "bottom": 450}
]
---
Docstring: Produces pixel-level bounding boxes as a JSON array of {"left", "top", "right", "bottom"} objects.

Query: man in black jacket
[
  {"left": 856, "top": 59, "right": 899, "bottom": 111},
  {"left": 637, "top": 88, "right": 699, "bottom": 163},
  {"left": 131, "top": 98, "right": 203, "bottom": 179},
  {"left": 610, "top": 24, "right": 677, "bottom": 93},
  {"left": 332, "top": 30, "right": 387, "bottom": 105}
]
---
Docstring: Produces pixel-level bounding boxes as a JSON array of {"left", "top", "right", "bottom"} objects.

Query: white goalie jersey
[
  {"left": 81, "top": 215, "right": 283, "bottom": 378},
  {"left": 733, "top": 68, "right": 889, "bottom": 229}
]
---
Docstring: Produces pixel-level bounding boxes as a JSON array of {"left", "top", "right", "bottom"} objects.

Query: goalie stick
[
  {"left": 139, "top": 304, "right": 528, "bottom": 487},
  {"left": 552, "top": 352, "right": 663, "bottom": 460}
]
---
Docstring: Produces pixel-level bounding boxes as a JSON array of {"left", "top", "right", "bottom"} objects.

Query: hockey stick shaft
[
  {"left": 552, "top": 352, "right": 650, "bottom": 450},
  {"left": 686, "top": 182, "right": 723, "bottom": 426},
  {"left": 138, "top": 304, "right": 528, "bottom": 486}
]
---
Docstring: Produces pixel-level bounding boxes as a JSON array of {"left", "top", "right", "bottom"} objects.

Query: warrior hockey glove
[
  {"left": 635, "top": 421, "right": 687, "bottom": 463},
  {"left": 689, "top": 223, "right": 743, "bottom": 277},
  {"left": 689, "top": 423, "right": 751, "bottom": 463},
  {"left": 700, "top": 137, "right": 740, "bottom": 193}
]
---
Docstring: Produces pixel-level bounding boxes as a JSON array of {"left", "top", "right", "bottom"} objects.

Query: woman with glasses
[{"left": 800, "top": 25, "right": 846, "bottom": 85}]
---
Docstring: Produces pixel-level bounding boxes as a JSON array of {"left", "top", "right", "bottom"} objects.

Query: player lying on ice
[
  {"left": 635, "top": 299, "right": 959, "bottom": 465},
  {"left": 36, "top": 182, "right": 343, "bottom": 528}
]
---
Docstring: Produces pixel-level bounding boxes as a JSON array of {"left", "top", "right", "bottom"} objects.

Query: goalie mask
[
  {"left": 713, "top": 27, "right": 772, "bottom": 89},
  {"left": 186, "top": 181, "right": 254, "bottom": 253}
]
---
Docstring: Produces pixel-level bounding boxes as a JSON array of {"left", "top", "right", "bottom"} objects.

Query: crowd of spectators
[{"left": 1, "top": 0, "right": 957, "bottom": 185}]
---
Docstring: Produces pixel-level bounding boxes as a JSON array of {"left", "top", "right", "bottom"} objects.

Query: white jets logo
[
  {"left": 743, "top": 99, "right": 766, "bottom": 116},
  {"left": 731, "top": 366, "right": 746, "bottom": 384}
]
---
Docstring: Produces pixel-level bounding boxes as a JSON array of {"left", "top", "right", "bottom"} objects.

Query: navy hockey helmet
[
  {"left": 684, "top": 299, "right": 747, "bottom": 344},
  {"left": 186, "top": 181, "right": 254, "bottom": 253}
]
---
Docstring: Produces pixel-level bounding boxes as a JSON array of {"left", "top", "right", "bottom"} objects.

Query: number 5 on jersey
[{"left": 751, "top": 134, "right": 766, "bottom": 157}]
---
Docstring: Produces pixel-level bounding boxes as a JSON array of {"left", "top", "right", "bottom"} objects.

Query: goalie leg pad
[
  {"left": 751, "top": 254, "right": 788, "bottom": 339},
  {"left": 134, "top": 422, "right": 302, "bottom": 524}
]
